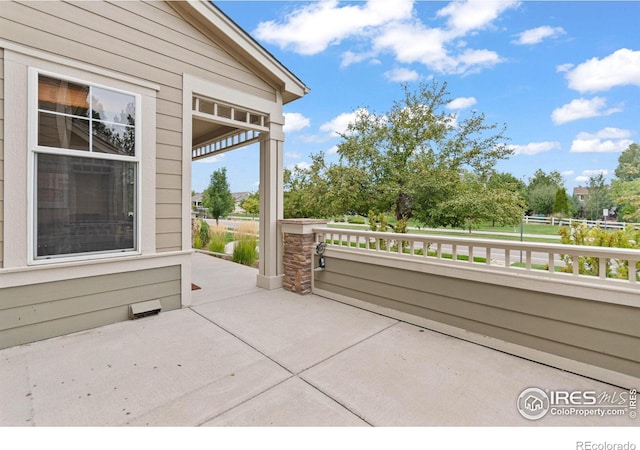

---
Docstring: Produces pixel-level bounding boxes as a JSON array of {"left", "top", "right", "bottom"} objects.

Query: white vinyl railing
[
  {"left": 313, "top": 227, "right": 640, "bottom": 285},
  {"left": 524, "top": 215, "right": 639, "bottom": 229}
]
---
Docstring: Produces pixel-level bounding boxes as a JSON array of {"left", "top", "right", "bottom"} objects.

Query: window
[{"left": 33, "top": 72, "right": 139, "bottom": 260}]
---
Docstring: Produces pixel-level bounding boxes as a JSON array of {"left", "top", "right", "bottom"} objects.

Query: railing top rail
[{"left": 312, "top": 226, "right": 640, "bottom": 259}]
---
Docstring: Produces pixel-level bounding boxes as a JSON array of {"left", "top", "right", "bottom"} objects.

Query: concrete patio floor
[{"left": 0, "top": 252, "right": 636, "bottom": 426}]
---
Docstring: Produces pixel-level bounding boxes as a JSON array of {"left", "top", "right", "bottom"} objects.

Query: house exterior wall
[
  {"left": 0, "top": 265, "right": 181, "bottom": 349},
  {"left": 0, "top": 0, "right": 276, "bottom": 254},
  {"left": 314, "top": 251, "right": 640, "bottom": 386},
  {"left": 0, "top": 48, "right": 4, "bottom": 269},
  {"left": 0, "top": 1, "right": 280, "bottom": 347}
]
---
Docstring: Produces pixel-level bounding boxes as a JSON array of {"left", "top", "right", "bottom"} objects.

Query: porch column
[{"left": 257, "top": 125, "right": 284, "bottom": 289}]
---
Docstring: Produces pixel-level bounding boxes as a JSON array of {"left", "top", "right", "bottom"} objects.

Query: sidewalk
[{"left": 0, "top": 252, "right": 635, "bottom": 426}]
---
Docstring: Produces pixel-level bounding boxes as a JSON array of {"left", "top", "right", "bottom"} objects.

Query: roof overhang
[{"left": 170, "top": 0, "right": 310, "bottom": 105}]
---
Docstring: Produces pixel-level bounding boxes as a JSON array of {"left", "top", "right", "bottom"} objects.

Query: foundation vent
[{"left": 129, "top": 300, "right": 162, "bottom": 320}]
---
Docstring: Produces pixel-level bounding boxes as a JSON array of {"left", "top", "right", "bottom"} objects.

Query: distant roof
[
  {"left": 573, "top": 187, "right": 589, "bottom": 195},
  {"left": 192, "top": 192, "right": 252, "bottom": 202}
]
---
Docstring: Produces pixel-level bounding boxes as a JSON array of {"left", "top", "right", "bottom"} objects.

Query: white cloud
[
  {"left": 384, "top": 67, "right": 420, "bottom": 82},
  {"left": 570, "top": 128, "right": 634, "bottom": 153},
  {"left": 446, "top": 97, "right": 477, "bottom": 110},
  {"left": 561, "top": 170, "right": 574, "bottom": 177},
  {"left": 565, "top": 48, "right": 640, "bottom": 93},
  {"left": 512, "top": 26, "right": 565, "bottom": 45},
  {"left": 436, "top": 0, "right": 519, "bottom": 37},
  {"left": 193, "top": 153, "right": 225, "bottom": 164},
  {"left": 283, "top": 112, "right": 311, "bottom": 133},
  {"left": 551, "top": 97, "right": 622, "bottom": 125},
  {"left": 285, "top": 151, "right": 301, "bottom": 159},
  {"left": 253, "top": 0, "right": 413, "bottom": 55},
  {"left": 327, "top": 145, "right": 339, "bottom": 155},
  {"left": 575, "top": 169, "right": 610, "bottom": 183},
  {"left": 255, "top": 0, "right": 518, "bottom": 76},
  {"left": 556, "top": 63, "right": 573, "bottom": 73},
  {"left": 320, "top": 109, "right": 366, "bottom": 137},
  {"left": 286, "top": 161, "right": 312, "bottom": 171},
  {"left": 582, "top": 169, "right": 610, "bottom": 177},
  {"left": 508, "top": 141, "right": 560, "bottom": 156}
]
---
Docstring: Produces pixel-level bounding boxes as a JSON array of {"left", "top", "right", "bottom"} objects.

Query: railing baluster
[{"left": 310, "top": 227, "right": 639, "bottom": 286}]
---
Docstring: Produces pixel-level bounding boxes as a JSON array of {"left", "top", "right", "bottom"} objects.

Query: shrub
[
  {"left": 232, "top": 221, "right": 258, "bottom": 266},
  {"left": 192, "top": 218, "right": 209, "bottom": 249},
  {"left": 558, "top": 224, "right": 640, "bottom": 279},
  {"left": 208, "top": 223, "right": 228, "bottom": 253}
]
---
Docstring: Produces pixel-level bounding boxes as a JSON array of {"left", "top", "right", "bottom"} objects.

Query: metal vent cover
[{"left": 129, "top": 300, "right": 162, "bottom": 320}]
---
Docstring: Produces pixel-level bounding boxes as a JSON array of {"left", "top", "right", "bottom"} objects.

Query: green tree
[
  {"left": 332, "top": 81, "right": 513, "bottom": 230},
  {"left": 584, "top": 174, "right": 612, "bottom": 220},
  {"left": 553, "top": 187, "right": 569, "bottom": 215},
  {"left": 241, "top": 192, "right": 260, "bottom": 218},
  {"left": 611, "top": 143, "right": 640, "bottom": 222},
  {"left": 202, "top": 168, "right": 234, "bottom": 225},
  {"left": 434, "top": 172, "right": 525, "bottom": 232},
  {"left": 525, "top": 169, "right": 564, "bottom": 215},
  {"left": 614, "top": 143, "right": 640, "bottom": 181}
]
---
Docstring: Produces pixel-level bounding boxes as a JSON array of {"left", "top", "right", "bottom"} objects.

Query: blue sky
[{"left": 192, "top": 0, "right": 640, "bottom": 195}]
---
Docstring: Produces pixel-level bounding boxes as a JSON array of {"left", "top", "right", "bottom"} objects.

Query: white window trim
[
  {"left": 29, "top": 68, "right": 142, "bottom": 264},
  {"left": 4, "top": 50, "right": 156, "bottom": 268}
]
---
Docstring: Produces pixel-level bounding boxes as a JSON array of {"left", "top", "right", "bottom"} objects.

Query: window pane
[
  {"left": 36, "top": 153, "right": 136, "bottom": 258},
  {"left": 38, "top": 75, "right": 89, "bottom": 117},
  {"left": 92, "top": 121, "right": 135, "bottom": 156},
  {"left": 91, "top": 87, "right": 136, "bottom": 125},
  {"left": 38, "top": 111, "right": 90, "bottom": 151}
]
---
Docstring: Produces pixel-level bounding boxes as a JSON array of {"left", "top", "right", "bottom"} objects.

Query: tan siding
[
  {"left": 0, "top": 0, "right": 279, "bottom": 256},
  {"left": 0, "top": 266, "right": 181, "bottom": 349},
  {"left": 157, "top": 158, "right": 183, "bottom": 176},
  {"left": 156, "top": 233, "right": 182, "bottom": 251},
  {"left": 0, "top": 47, "right": 3, "bottom": 268},
  {"left": 157, "top": 144, "right": 183, "bottom": 162},
  {"left": 315, "top": 258, "right": 640, "bottom": 379}
]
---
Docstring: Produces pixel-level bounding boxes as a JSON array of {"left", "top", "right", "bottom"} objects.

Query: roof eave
[{"left": 180, "top": 0, "right": 310, "bottom": 104}]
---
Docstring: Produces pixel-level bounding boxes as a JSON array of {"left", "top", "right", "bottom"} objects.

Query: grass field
[{"left": 326, "top": 223, "right": 561, "bottom": 244}]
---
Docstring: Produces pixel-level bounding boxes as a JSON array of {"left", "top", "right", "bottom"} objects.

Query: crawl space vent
[{"left": 129, "top": 300, "right": 162, "bottom": 320}]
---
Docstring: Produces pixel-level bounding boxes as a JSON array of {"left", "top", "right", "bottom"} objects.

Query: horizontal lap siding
[
  {"left": 0, "top": 48, "right": 3, "bottom": 268},
  {"left": 315, "top": 258, "right": 640, "bottom": 379},
  {"left": 0, "top": 0, "right": 276, "bottom": 253},
  {"left": 0, "top": 266, "right": 181, "bottom": 349}
]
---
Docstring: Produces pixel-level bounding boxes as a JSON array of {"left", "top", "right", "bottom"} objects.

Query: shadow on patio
[{"left": 0, "top": 252, "right": 635, "bottom": 426}]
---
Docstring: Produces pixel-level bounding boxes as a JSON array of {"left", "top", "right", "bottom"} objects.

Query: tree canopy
[
  {"left": 285, "top": 81, "right": 523, "bottom": 230},
  {"left": 203, "top": 168, "right": 234, "bottom": 225},
  {"left": 525, "top": 169, "right": 564, "bottom": 216},
  {"left": 611, "top": 143, "right": 640, "bottom": 221}
]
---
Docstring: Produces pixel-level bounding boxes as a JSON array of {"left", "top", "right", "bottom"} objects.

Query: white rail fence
[
  {"left": 313, "top": 227, "right": 640, "bottom": 285},
  {"left": 524, "top": 215, "right": 639, "bottom": 229}
]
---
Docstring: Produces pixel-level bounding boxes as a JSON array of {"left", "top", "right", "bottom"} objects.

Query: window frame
[{"left": 27, "top": 67, "right": 143, "bottom": 264}]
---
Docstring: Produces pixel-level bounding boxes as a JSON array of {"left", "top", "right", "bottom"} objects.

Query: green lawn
[{"left": 326, "top": 223, "right": 561, "bottom": 244}]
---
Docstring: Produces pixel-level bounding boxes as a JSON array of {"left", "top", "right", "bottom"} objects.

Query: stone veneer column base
[{"left": 279, "top": 219, "right": 328, "bottom": 295}]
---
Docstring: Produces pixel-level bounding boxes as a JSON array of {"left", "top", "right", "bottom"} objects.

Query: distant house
[
  {"left": 0, "top": 0, "right": 308, "bottom": 348},
  {"left": 232, "top": 192, "right": 252, "bottom": 213},
  {"left": 191, "top": 191, "right": 251, "bottom": 216},
  {"left": 573, "top": 186, "right": 589, "bottom": 206}
]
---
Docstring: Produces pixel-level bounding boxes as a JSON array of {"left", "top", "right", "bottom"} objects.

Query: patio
[{"left": 0, "top": 252, "right": 634, "bottom": 426}]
